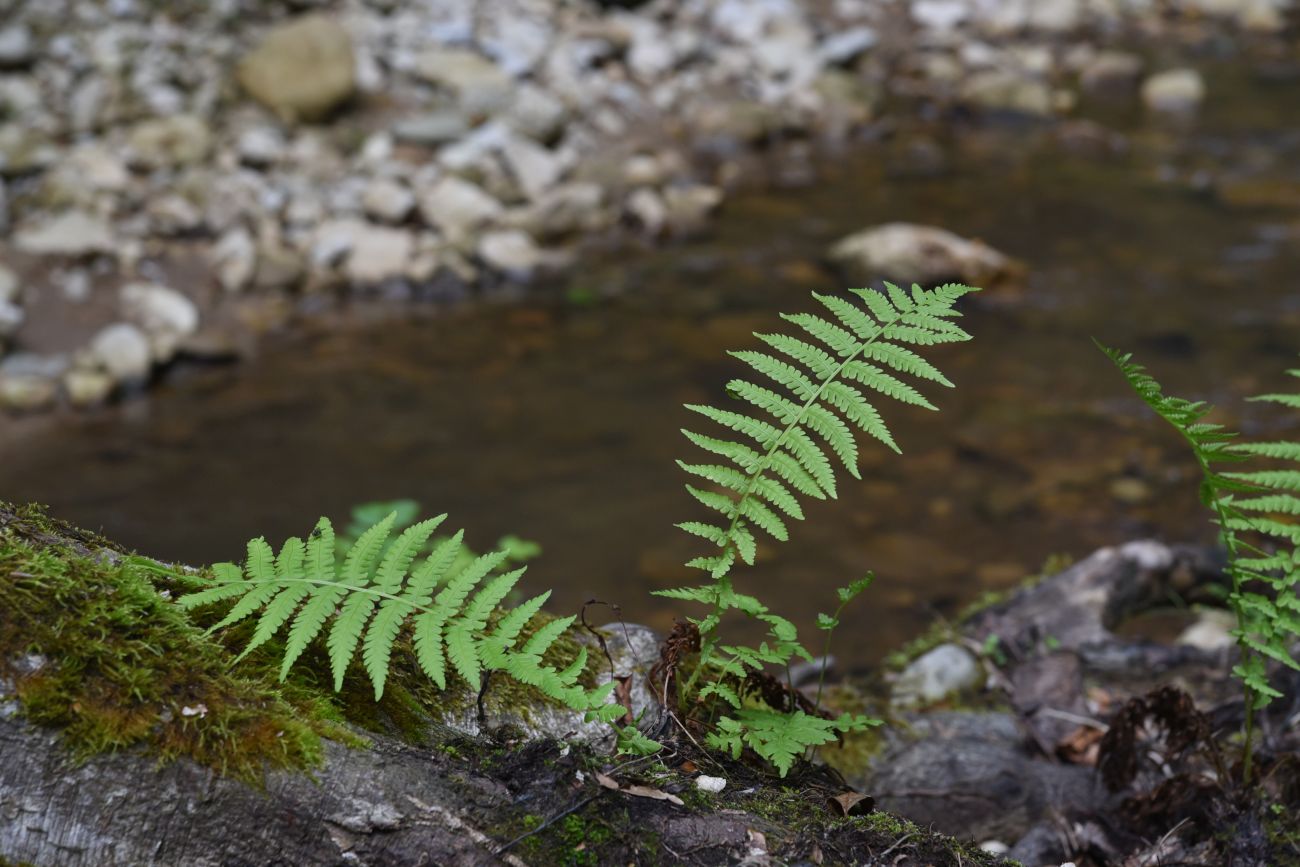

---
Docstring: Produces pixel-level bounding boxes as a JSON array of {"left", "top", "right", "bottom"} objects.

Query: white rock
[
  {"left": 892, "top": 643, "right": 984, "bottom": 707},
  {"left": 121, "top": 282, "right": 200, "bottom": 338},
  {"left": 418, "top": 176, "right": 503, "bottom": 241},
  {"left": 960, "top": 70, "right": 1054, "bottom": 116},
  {"left": 15, "top": 211, "right": 116, "bottom": 257},
  {"left": 695, "top": 776, "right": 727, "bottom": 793},
  {"left": 362, "top": 178, "right": 416, "bottom": 223},
  {"left": 1176, "top": 608, "right": 1236, "bottom": 651},
  {"left": 626, "top": 188, "right": 668, "bottom": 235},
  {"left": 478, "top": 229, "right": 543, "bottom": 278},
  {"left": 0, "top": 26, "right": 34, "bottom": 68},
  {"left": 391, "top": 110, "right": 471, "bottom": 146},
  {"left": 1141, "top": 68, "right": 1205, "bottom": 113},
  {"left": 90, "top": 323, "right": 152, "bottom": 383},
  {"left": 978, "top": 841, "right": 1011, "bottom": 855},
  {"left": 345, "top": 225, "right": 414, "bottom": 284},
  {"left": 414, "top": 48, "right": 512, "bottom": 115},
  {"left": 63, "top": 369, "right": 114, "bottom": 407},
  {"left": 523, "top": 183, "right": 608, "bottom": 239},
  {"left": 212, "top": 227, "right": 256, "bottom": 292},
  {"left": 0, "top": 371, "right": 57, "bottom": 411},
  {"left": 829, "top": 222, "right": 1022, "bottom": 288},
  {"left": 237, "top": 126, "right": 285, "bottom": 167},
  {"left": 147, "top": 194, "right": 204, "bottom": 235},
  {"left": 912, "top": 0, "right": 969, "bottom": 31},
  {"left": 504, "top": 83, "right": 569, "bottom": 142},
  {"left": 0, "top": 300, "right": 22, "bottom": 338},
  {"left": 65, "top": 147, "right": 131, "bottom": 192},
  {"left": 500, "top": 135, "right": 565, "bottom": 200},
  {"left": 1080, "top": 51, "right": 1144, "bottom": 98},
  {"left": 126, "top": 115, "right": 212, "bottom": 169},
  {"left": 310, "top": 218, "right": 367, "bottom": 269},
  {"left": 818, "top": 27, "right": 878, "bottom": 66}
]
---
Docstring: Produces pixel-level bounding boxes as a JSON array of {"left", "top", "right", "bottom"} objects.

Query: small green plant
[
  {"left": 177, "top": 512, "right": 622, "bottom": 719},
  {"left": 1098, "top": 344, "right": 1300, "bottom": 782},
  {"left": 662, "top": 282, "right": 978, "bottom": 775}
]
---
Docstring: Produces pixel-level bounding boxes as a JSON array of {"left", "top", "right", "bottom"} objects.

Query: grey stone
[
  {"left": 89, "top": 323, "right": 152, "bottom": 383},
  {"left": 1176, "top": 608, "right": 1235, "bottom": 651},
  {"left": 0, "top": 26, "right": 34, "bottom": 68},
  {"left": 500, "top": 135, "right": 565, "bottom": 200},
  {"left": 237, "top": 15, "right": 355, "bottom": 121},
  {"left": 252, "top": 239, "right": 305, "bottom": 290},
  {"left": 120, "top": 282, "right": 200, "bottom": 341},
  {"left": 892, "top": 643, "right": 984, "bottom": 707},
  {"left": 503, "top": 83, "right": 569, "bottom": 142},
  {"left": 0, "top": 125, "right": 60, "bottom": 177},
  {"left": 0, "top": 264, "right": 18, "bottom": 305},
  {"left": 817, "top": 27, "right": 878, "bottom": 66},
  {"left": 960, "top": 70, "right": 1054, "bottom": 116},
  {"left": 14, "top": 211, "right": 116, "bottom": 257},
  {"left": 146, "top": 195, "right": 204, "bottom": 236},
  {"left": 0, "top": 300, "right": 22, "bottom": 339},
  {"left": 1080, "top": 51, "right": 1143, "bottom": 98},
  {"left": 236, "top": 126, "right": 286, "bottom": 167},
  {"left": 477, "top": 229, "right": 543, "bottom": 279},
  {"left": 126, "top": 115, "right": 213, "bottom": 170},
  {"left": 626, "top": 187, "right": 667, "bottom": 235},
  {"left": 344, "top": 225, "right": 413, "bottom": 284},
  {"left": 391, "top": 110, "right": 470, "bottom": 146},
  {"left": 362, "top": 178, "right": 415, "bottom": 223},
  {"left": 417, "top": 176, "right": 503, "bottom": 241},
  {"left": 828, "top": 222, "right": 1024, "bottom": 290},
  {"left": 413, "top": 48, "right": 511, "bottom": 115},
  {"left": 212, "top": 228, "right": 256, "bottom": 292},
  {"left": 662, "top": 184, "right": 722, "bottom": 235},
  {"left": 522, "top": 182, "right": 608, "bottom": 240},
  {"left": 1141, "top": 68, "right": 1205, "bottom": 113}
]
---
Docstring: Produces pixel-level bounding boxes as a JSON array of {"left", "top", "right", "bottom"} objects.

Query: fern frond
[
  {"left": 179, "top": 513, "right": 611, "bottom": 712},
  {"left": 679, "top": 283, "right": 977, "bottom": 579}
]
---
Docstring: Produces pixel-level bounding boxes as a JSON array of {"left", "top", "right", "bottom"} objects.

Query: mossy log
[{"left": 0, "top": 504, "right": 1012, "bottom": 867}]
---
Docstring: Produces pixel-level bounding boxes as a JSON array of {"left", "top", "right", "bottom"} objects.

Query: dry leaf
[
  {"left": 622, "top": 785, "right": 685, "bottom": 806},
  {"left": 827, "top": 791, "right": 874, "bottom": 817},
  {"left": 810, "top": 843, "right": 824, "bottom": 865},
  {"left": 1056, "top": 724, "right": 1105, "bottom": 766},
  {"left": 595, "top": 772, "right": 620, "bottom": 791},
  {"left": 679, "top": 760, "right": 698, "bottom": 774},
  {"left": 613, "top": 675, "right": 635, "bottom": 726}
]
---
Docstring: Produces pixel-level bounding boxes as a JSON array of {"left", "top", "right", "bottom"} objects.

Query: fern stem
[
  {"left": 687, "top": 325, "right": 892, "bottom": 694},
  {"left": 201, "top": 575, "right": 437, "bottom": 615}
]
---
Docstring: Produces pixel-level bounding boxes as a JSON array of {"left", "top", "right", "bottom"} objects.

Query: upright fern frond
[
  {"left": 676, "top": 283, "right": 978, "bottom": 580},
  {"left": 1099, "top": 344, "right": 1300, "bottom": 782},
  {"left": 178, "top": 514, "right": 612, "bottom": 713}
]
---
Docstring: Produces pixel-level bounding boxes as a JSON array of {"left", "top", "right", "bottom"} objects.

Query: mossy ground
[{"left": 0, "top": 503, "right": 598, "bottom": 779}]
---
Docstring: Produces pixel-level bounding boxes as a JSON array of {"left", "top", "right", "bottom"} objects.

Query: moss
[{"left": 0, "top": 509, "right": 350, "bottom": 781}]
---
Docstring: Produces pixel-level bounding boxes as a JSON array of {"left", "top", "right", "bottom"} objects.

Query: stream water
[{"left": 3, "top": 62, "right": 1298, "bottom": 667}]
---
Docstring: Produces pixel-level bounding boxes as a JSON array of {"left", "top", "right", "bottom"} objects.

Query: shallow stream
[{"left": 3, "top": 62, "right": 1299, "bottom": 666}]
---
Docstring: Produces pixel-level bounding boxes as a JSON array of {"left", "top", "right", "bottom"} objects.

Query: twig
[{"left": 494, "top": 794, "right": 598, "bottom": 856}]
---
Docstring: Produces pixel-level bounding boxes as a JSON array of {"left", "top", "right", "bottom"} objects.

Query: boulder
[
  {"left": 828, "top": 222, "right": 1024, "bottom": 290},
  {"left": 1141, "top": 68, "right": 1205, "bottom": 114},
  {"left": 237, "top": 15, "right": 356, "bottom": 122},
  {"left": 14, "top": 211, "right": 116, "bottom": 258}
]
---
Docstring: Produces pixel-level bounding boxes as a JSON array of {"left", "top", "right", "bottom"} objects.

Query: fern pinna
[
  {"left": 177, "top": 512, "right": 619, "bottom": 716},
  {"left": 673, "top": 282, "right": 976, "bottom": 587},
  {"left": 1099, "top": 344, "right": 1300, "bottom": 781}
]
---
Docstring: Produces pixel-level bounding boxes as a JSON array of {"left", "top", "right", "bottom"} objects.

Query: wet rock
[
  {"left": 236, "top": 127, "right": 286, "bottom": 167},
  {"left": 391, "top": 110, "right": 470, "bottom": 147},
  {"left": 503, "top": 83, "right": 569, "bottom": 142},
  {"left": 344, "top": 225, "right": 413, "bottom": 284},
  {"left": 147, "top": 195, "right": 204, "bottom": 236},
  {"left": 478, "top": 229, "right": 544, "bottom": 279},
  {"left": 120, "top": 282, "right": 200, "bottom": 356},
  {"left": 62, "top": 369, "right": 114, "bottom": 408},
  {"left": 892, "top": 643, "right": 984, "bottom": 707},
  {"left": 14, "top": 211, "right": 116, "bottom": 258},
  {"left": 252, "top": 239, "right": 305, "bottom": 290},
  {"left": 126, "top": 115, "right": 212, "bottom": 170},
  {"left": 212, "top": 227, "right": 256, "bottom": 292},
  {"left": 829, "top": 222, "right": 1024, "bottom": 290},
  {"left": 89, "top": 323, "right": 152, "bottom": 384},
  {"left": 414, "top": 48, "right": 512, "bottom": 116},
  {"left": 622, "top": 155, "right": 666, "bottom": 188},
  {"left": 0, "top": 370, "right": 58, "bottom": 412},
  {"left": 0, "top": 26, "right": 34, "bottom": 68},
  {"left": 418, "top": 176, "right": 503, "bottom": 241},
  {"left": 626, "top": 187, "right": 668, "bottom": 235},
  {"left": 960, "top": 70, "right": 1054, "bottom": 116},
  {"left": 662, "top": 184, "right": 722, "bottom": 236},
  {"left": 362, "top": 178, "right": 415, "bottom": 223},
  {"left": 1141, "top": 68, "right": 1205, "bottom": 114},
  {"left": 1080, "top": 51, "right": 1143, "bottom": 99},
  {"left": 237, "top": 15, "right": 356, "bottom": 122}
]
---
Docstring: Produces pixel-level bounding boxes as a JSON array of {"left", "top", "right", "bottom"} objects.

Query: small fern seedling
[
  {"left": 1099, "top": 344, "right": 1300, "bottom": 783},
  {"left": 662, "top": 282, "right": 977, "bottom": 776},
  {"left": 178, "top": 513, "right": 621, "bottom": 718}
]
